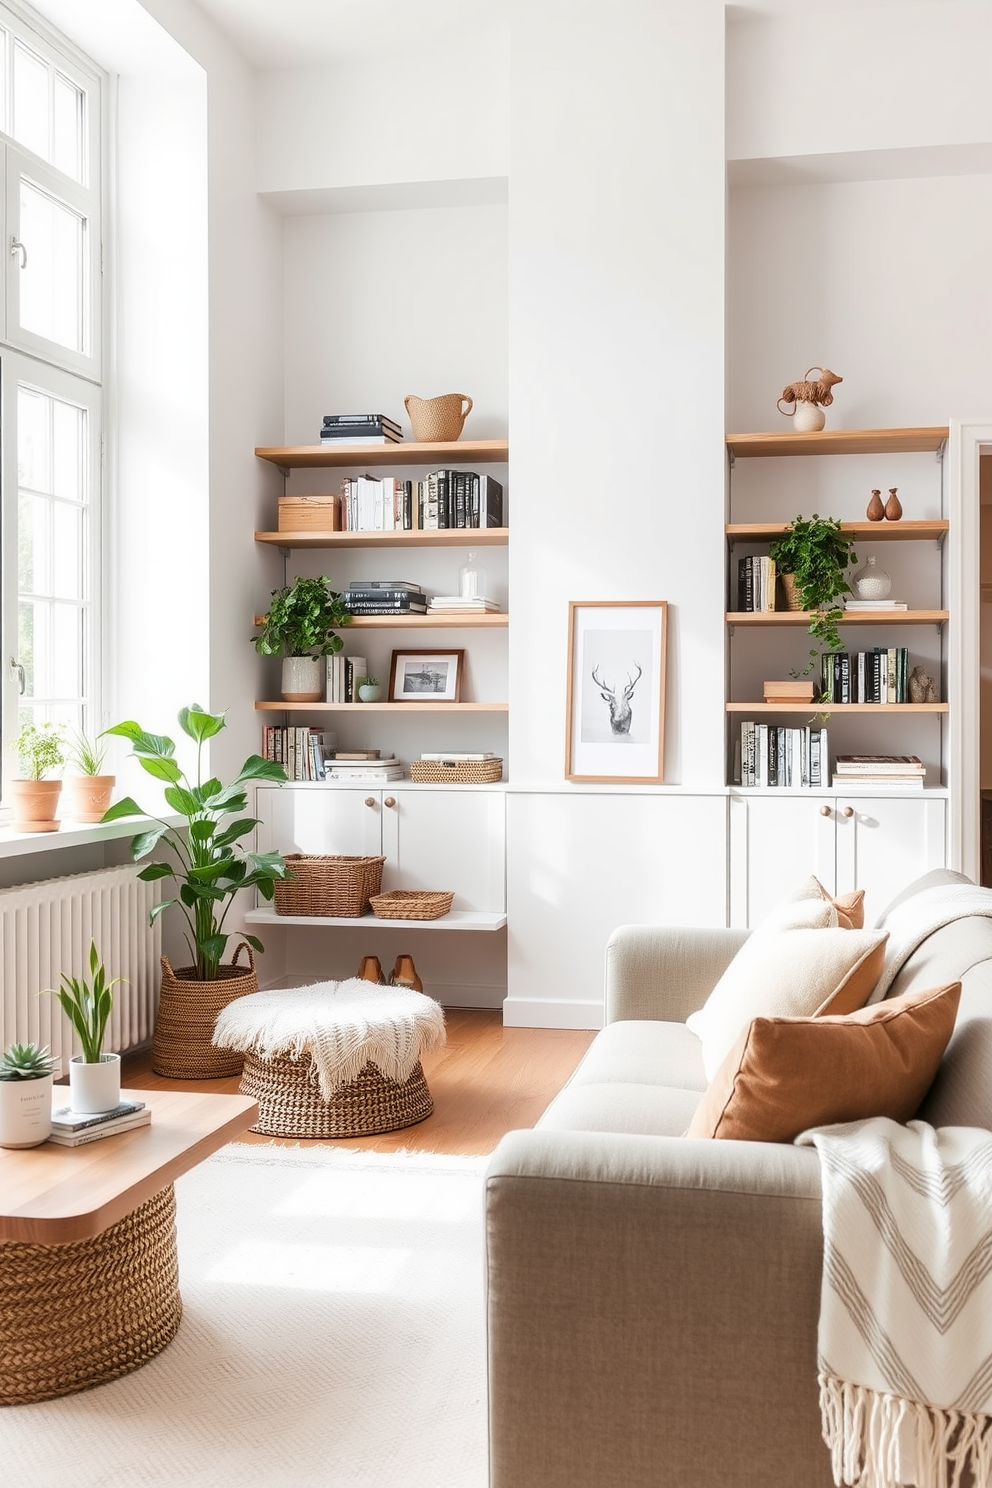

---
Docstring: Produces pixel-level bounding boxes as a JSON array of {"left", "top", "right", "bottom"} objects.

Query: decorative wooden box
[{"left": 277, "top": 495, "right": 341, "bottom": 533}]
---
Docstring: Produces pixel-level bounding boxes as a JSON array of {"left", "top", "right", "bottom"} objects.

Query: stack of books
[
  {"left": 844, "top": 598, "right": 908, "bottom": 612},
  {"left": 344, "top": 581, "right": 428, "bottom": 616},
  {"left": 323, "top": 753, "right": 404, "bottom": 782},
  {"left": 49, "top": 1096, "right": 150, "bottom": 1147},
  {"left": 820, "top": 647, "right": 911, "bottom": 704},
  {"left": 320, "top": 414, "right": 403, "bottom": 446},
  {"left": 326, "top": 654, "right": 371, "bottom": 701},
  {"left": 428, "top": 595, "right": 501, "bottom": 614},
  {"left": 832, "top": 754, "right": 926, "bottom": 788},
  {"left": 736, "top": 723, "right": 828, "bottom": 788},
  {"left": 262, "top": 725, "right": 326, "bottom": 779}
]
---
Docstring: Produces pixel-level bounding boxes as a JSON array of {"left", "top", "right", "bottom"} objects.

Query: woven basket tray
[
  {"left": 370, "top": 890, "right": 455, "bottom": 921},
  {"left": 274, "top": 854, "right": 385, "bottom": 917},
  {"left": 409, "top": 758, "right": 503, "bottom": 784}
]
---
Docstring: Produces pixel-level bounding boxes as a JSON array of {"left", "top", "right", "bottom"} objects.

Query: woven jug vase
[{"left": 404, "top": 393, "right": 473, "bottom": 443}]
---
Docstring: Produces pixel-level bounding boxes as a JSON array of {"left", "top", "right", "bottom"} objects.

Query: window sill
[{"left": 0, "top": 814, "right": 176, "bottom": 862}]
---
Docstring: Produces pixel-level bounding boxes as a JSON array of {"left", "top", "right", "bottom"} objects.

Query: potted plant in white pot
[
  {"left": 44, "top": 939, "right": 125, "bottom": 1113},
  {"left": 253, "top": 574, "right": 351, "bottom": 701},
  {"left": 62, "top": 729, "right": 116, "bottom": 823},
  {"left": 9, "top": 721, "right": 66, "bottom": 832},
  {"left": 0, "top": 1041, "right": 57, "bottom": 1148},
  {"left": 102, "top": 704, "right": 289, "bottom": 1078},
  {"left": 357, "top": 675, "right": 382, "bottom": 702}
]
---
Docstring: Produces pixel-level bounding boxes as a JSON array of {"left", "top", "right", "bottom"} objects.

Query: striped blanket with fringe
[{"left": 797, "top": 1118, "right": 992, "bottom": 1488}]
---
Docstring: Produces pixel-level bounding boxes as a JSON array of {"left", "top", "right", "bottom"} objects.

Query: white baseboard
[{"left": 501, "top": 997, "right": 604, "bottom": 1031}]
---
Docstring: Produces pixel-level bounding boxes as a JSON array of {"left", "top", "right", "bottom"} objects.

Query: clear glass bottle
[
  {"left": 852, "top": 555, "right": 892, "bottom": 600},
  {"left": 458, "top": 550, "right": 488, "bottom": 599}
]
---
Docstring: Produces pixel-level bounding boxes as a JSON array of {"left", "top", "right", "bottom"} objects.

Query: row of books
[
  {"left": 326, "top": 653, "right": 372, "bottom": 699},
  {"left": 832, "top": 754, "right": 926, "bottom": 788},
  {"left": 820, "top": 648, "right": 912, "bottom": 704},
  {"left": 263, "top": 726, "right": 325, "bottom": 779},
  {"left": 49, "top": 1096, "right": 149, "bottom": 1147},
  {"left": 339, "top": 470, "right": 503, "bottom": 531},
  {"left": 736, "top": 555, "right": 777, "bottom": 612},
  {"left": 320, "top": 413, "right": 402, "bottom": 446},
  {"left": 736, "top": 723, "right": 828, "bottom": 788}
]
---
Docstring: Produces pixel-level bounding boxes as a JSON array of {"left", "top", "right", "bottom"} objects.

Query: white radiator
[{"left": 0, "top": 865, "right": 162, "bottom": 1071}]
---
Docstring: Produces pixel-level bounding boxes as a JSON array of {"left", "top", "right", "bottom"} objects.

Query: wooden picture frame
[
  {"left": 565, "top": 601, "right": 668, "bottom": 782},
  {"left": 388, "top": 649, "right": 465, "bottom": 703}
]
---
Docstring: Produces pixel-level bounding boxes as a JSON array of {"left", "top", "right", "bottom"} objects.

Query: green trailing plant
[
  {"left": 13, "top": 720, "right": 66, "bottom": 780},
  {"left": 66, "top": 728, "right": 109, "bottom": 775},
  {"left": 252, "top": 575, "right": 351, "bottom": 658},
  {"left": 42, "top": 939, "right": 123, "bottom": 1064},
  {"left": 769, "top": 514, "right": 857, "bottom": 674},
  {"left": 0, "top": 1041, "right": 57, "bottom": 1081},
  {"left": 102, "top": 704, "right": 289, "bottom": 981}
]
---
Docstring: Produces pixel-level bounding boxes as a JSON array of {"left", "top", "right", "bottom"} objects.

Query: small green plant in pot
[
  {"left": 253, "top": 575, "right": 352, "bottom": 702},
  {"left": 357, "top": 675, "right": 381, "bottom": 702},
  {"left": 769, "top": 515, "right": 857, "bottom": 679},
  {"left": 0, "top": 1041, "right": 57, "bottom": 1148},
  {"left": 9, "top": 720, "right": 66, "bottom": 832},
  {"left": 102, "top": 704, "right": 289, "bottom": 1079},
  {"left": 62, "top": 729, "right": 116, "bottom": 823},
  {"left": 43, "top": 939, "right": 125, "bottom": 1113}
]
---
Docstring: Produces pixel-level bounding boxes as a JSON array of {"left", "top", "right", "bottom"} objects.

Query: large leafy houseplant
[
  {"left": 769, "top": 515, "right": 857, "bottom": 670},
  {"left": 253, "top": 575, "right": 351, "bottom": 658},
  {"left": 102, "top": 705, "right": 288, "bottom": 980}
]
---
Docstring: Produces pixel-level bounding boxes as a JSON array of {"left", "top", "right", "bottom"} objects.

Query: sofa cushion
[
  {"left": 685, "top": 905, "right": 888, "bottom": 1081},
  {"left": 565, "top": 1020, "right": 707, "bottom": 1093},
  {"left": 537, "top": 1079, "right": 701, "bottom": 1138},
  {"left": 686, "top": 981, "right": 961, "bottom": 1143},
  {"left": 789, "top": 874, "right": 865, "bottom": 929}
]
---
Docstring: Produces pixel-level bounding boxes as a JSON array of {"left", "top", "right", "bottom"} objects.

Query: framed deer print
[{"left": 565, "top": 601, "right": 668, "bottom": 783}]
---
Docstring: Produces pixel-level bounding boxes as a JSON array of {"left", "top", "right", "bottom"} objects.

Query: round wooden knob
[
  {"left": 384, "top": 796, "right": 396, "bottom": 808},
  {"left": 842, "top": 806, "right": 855, "bottom": 818},
  {"left": 820, "top": 805, "right": 832, "bottom": 817},
  {"left": 365, "top": 796, "right": 376, "bottom": 808}
]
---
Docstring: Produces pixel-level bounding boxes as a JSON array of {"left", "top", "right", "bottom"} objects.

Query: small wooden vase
[
  {"left": 866, "top": 489, "right": 885, "bottom": 522},
  {"left": 885, "top": 487, "right": 903, "bottom": 521}
]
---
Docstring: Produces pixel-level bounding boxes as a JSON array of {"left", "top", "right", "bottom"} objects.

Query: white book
[
  {"left": 48, "top": 1109, "right": 151, "bottom": 1146},
  {"left": 420, "top": 752, "right": 498, "bottom": 761}
]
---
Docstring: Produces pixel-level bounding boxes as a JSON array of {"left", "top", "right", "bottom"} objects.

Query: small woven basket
[
  {"left": 274, "top": 854, "right": 385, "bottom": 917},
  {"left": 370, "top": 890, "right": 455, "bottom": 921},
  {"left": 409, "top": 758, "right": 503, "bottom": 783}
]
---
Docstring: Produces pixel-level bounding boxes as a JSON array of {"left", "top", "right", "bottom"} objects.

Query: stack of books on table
[
  {"left": 343, "top": 581, "right": 428, "bottom": 616},
  {"left": 844, "top": 598, "right": 909, "bottom": 612},
  {"left": 427, "top": 595, "right": 501, "bottom": 614},
  {"left": 49, "top": 1097, "right": 150, "bottom": 1147},
  {"left": 832, "top": 755, "right": 927, "bottom": 788},
  {"left": 319, "top": 414, "right": 403, "bottom": 446},
  {"left": 323, "top": 751, "right": 404, "bottom": 782}
]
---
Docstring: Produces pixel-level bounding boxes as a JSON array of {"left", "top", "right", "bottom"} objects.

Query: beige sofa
[{"left": 484, "top": 869, "right": 992, "bottom": 1488}]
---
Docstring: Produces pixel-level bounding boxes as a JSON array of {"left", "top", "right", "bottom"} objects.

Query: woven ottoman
[{"left": 212, "top": 980, "right": 447, "bottom": 1139}]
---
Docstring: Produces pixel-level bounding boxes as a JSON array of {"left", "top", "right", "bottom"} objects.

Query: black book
[
  {"left": 346, "top": 602, "right": 429, "bottom": 614},
  {"left": 347, "top": 579, "right": 423, "bottom": 592},
  {"left": 345, "top": 590, "right": 427, "bottom": 605},
  {"left": 475, "top": 473, "right": 503, "bottom": 528},
  {"left": 322, "top": 413, "right": 402, "bottom": 432}
]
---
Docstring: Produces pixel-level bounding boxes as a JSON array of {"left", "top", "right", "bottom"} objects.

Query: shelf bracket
[
  {"left": 727, "top": 447, "right": 736, "bottom": 468},
  {"left": 936, "top": 440, "right": 946, "bottom": 464}
]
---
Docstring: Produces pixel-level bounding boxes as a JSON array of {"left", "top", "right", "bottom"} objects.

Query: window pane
[
  {"left": 53, "top": 72, "right": 83, "bottom": 182},
  {"left": 51, "top": 501, "right": 82, "bottom": 598},
  {"left": 52, "top": 397, "right": 83, "bottom": 500},
  {"left": 17, "top": 384, "right": 49, "bottom": 490},
  {"left": 17, "top": 490, "right": 50, "bottom": 593},
  {"left": 52, "top": 602, "right": 80, "bottom": 698},
  {"left": 12, "top": 39, "right": 47, "bottom": 161},
  {"left": 19, "top": 179, "right": 86, "bottom": 353}
]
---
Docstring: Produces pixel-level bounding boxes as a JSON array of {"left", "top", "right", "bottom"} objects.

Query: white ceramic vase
[
  {"left": 69, "top": 1053, "right": 121, "bottom": 1114},
  {"left": 793, "top": 401, "right": 826, "bottom": 433},
  {"left": 357, "top": 683, "right": 382, "bottom": 702},
  {"left": 853, "top": 556, "right": 892, "bottom": 600},
  {"left": 0, "top": 1073, "right": 53, "bottom": 1147},
  {"left": 281, "top": 656, "right": 323, "bottom": 702}
]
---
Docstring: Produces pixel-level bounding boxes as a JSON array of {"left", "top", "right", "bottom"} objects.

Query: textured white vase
[
  {"left": 0, "top": 1074, "right": 53, "bottom": 1147},
  {"left": 853, "top": 556, "right": 892, "bottom": 600},
  {"left": 792, "top": 401, "right": 826, "bottom": 432},
  {"left": 69, "top": 1053, "right": 121, "bottom": 1114},
  {"left": 281, "top": 656, "right": 323, "bottom": 702}
]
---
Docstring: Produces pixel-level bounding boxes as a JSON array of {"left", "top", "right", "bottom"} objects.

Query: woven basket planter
[
  {"left": 0, "top": 1185, "right": 181, "bottom": 1405},
  {"left": 370, "top": 890, "right": 455, "bottom": 921},
  {"left": 239, "top": 1051, "right": 434, "bottom": 1138},
  {"left": 274, "top": 854, "right": 385, "bottom": 917},
  {"left": 152, "top": 945, "right": 257, "bottom": 1080}
]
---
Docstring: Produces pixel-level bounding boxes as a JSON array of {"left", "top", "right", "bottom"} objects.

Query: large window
[{"left": 0, "top": 3, "right": 102, "bottom": 779}]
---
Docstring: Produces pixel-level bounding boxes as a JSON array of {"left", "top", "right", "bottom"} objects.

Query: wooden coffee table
[{"left": 0, "top": 1088, "right": 258, "bottom": 1405}]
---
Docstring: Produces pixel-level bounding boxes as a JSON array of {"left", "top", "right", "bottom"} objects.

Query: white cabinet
[{"left": 730, "top": 790, "right": 946, "bottom": 928}]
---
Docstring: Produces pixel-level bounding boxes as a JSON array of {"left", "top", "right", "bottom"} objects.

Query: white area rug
[{"left": 4, "top": 1145, "right": 489, "bottom": 1488}]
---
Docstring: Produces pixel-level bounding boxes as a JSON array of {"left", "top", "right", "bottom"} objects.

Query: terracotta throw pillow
[
  {"left": 686, "top": 981, "right": 961, "bottom": 1143},
  {"left": 685, "top": 898, "right": 887, "bottom": 1081},
  {"left": 791, "top": 874, "right": 865, "bottom": 930}
]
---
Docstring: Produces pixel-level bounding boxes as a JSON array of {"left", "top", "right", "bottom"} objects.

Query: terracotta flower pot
[
  {"left": 9, "top": 779, "right": 62, "bottom": 833},
  {"left": 62, "top": 774, "right": 116, "bottom": 823}
]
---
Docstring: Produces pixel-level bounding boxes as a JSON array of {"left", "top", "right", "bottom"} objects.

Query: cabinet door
[
  {"left": 836, "top": 795, "right": 946, "bottom": 926},
  {"left": 254, "top": 786, "right": 383, "bottom": 858},
  {"left": 729, "top": 794, "right": 835, "bottom": 926},
  {"left": 380, "top": 789, "right": 505, "bottom": 912}
]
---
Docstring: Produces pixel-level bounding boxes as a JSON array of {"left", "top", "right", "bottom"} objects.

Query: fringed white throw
[
  {"left": 797, "top": 1118, "right": 992, "bottom": 1488},
  {"left": 213, "top": 979, "right": 446, "bottom": 1098}
]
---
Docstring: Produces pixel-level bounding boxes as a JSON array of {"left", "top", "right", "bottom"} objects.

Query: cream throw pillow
[{"left": 685, "top": 900, "right": 888, "bottom": 1080}]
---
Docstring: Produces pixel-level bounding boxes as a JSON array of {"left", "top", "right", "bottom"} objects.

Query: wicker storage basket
[
  {"left": 240, "top": 1052, "right": 433, "bottom": 1138},
  {"left": 152, "top": 945, "right": 256, "bottom": 1080},
  {"left": 409, "top": 758, "right": 503, "bottom": 784},
  {"left": 274, "top": 853, "right": 385, "bottom": 917},
  {"left": 370, "top": 890, "right": 455, "bottom": 921}
]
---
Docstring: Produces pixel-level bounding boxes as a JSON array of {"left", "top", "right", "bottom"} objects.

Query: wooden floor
[{"left": 120, "top": 1008, "right": 595, "bottom": 1156}]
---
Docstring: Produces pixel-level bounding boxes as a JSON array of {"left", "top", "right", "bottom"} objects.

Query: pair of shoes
[
  {"left": 355, "top": 955, "right": 386, "bottom": 984},
  {"left": 389, "top": 954, "right": 424, "bottom": 994}
]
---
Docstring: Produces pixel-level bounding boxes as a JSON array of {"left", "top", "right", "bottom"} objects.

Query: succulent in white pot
[
  {"left": 43, "top": 940, "right": 126, "bottom": 1113},
  {"left": 0, "top": 1041, "right": 57, "bottom": 1148},
  {"left": 357, "top": 675, "right": 382, "bottom": 703}
]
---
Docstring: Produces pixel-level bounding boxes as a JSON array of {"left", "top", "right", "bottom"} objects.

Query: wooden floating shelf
[
  {"left": 255, "top": 701, "right": 508, "bottom": 713},
  {"left": 254, "top": 527, "right": 509, "bottom": 548},
  {"left": 244, "top": 907, "right": 507, "bottom": 932},
  {"left": 726, "top": 427, "right": 948, "bottom": 458},
  {"left": 252, "top": 613, "right": 507, "bottom": 629},
  {"left": 727, "top": 701, "right": 948, "bottom": 714},
  {"left": 255, "top": 439, "right": 508, "bottom": 471},
  {"left": 726, "top": 520, "right": 947, "bottom": 543},
  {"left": 727, "top": 609, "right": 948, "bottom": 627}
]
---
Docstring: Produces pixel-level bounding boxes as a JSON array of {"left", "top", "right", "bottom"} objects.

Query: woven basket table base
[
  {"left": 0, "top": 1185, "right": 182, "bottom": 1405},
  {"left": 240, "top": 1051, "right": 434, "bottom": 1138}
]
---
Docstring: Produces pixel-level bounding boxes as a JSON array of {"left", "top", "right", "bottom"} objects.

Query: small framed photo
[
  {"left": 565, "top": 601, "right": 668, "bottom": 782},
  {"left": 389, "top": 649, "right": 465, "bottom": 703}
]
